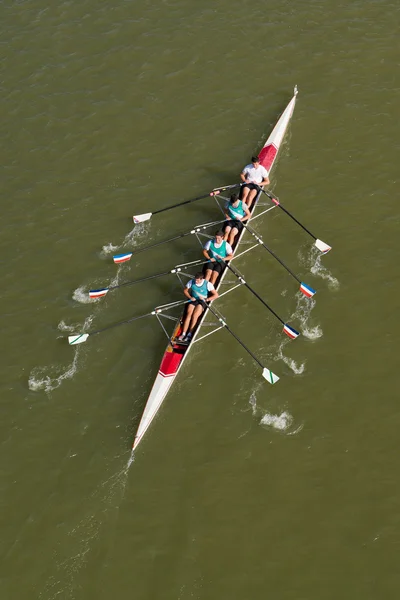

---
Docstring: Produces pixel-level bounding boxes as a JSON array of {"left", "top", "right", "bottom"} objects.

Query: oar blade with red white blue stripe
[
  {"left": 133, "top": 213, "right": 152, "bottom": 223},
  {"left": 113, "top": 253, "right": 132, "bottom": 264},
  {"left": 300, "top": 282, "right": 316, "bottom": 298},
  {"left": 315, "top": 239, "right": 332, "bottom": 254},
  {"left": 262, "top": 368, "right": 280, "bottom": 384},
  {"left": 89, "top": 288, "right": 109, "bottom": 299},
  {"left": 283, "top": 324, "right": 300, "bottom": 339}
]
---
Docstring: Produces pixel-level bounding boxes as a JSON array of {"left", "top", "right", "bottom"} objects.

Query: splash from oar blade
[
  {"left": 68, "top": 334, "right": 89, "bottom": 345},
  {"left": 133, "top": 213, "right": 152, "bottom": 223},
  {"left": 315, "top": 239, "right": 332, "bottom": 254},
  {"left": 262, "top": 368, "right": 280, "bottom": 384}
]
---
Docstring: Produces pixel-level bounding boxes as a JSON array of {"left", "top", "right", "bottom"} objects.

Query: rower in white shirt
[{"left": 240, "top": 156, "right": 270, "bottom": 208}]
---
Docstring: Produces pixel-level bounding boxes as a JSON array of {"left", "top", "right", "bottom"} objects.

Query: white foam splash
[
  {"left": 100, "top": 223, "right": 149, "bottom": 258},
  {"left": 311, "top": 253, "right": 339, "bottom": 289},
  {"left": 277, "top": 339, "right": 306, "bottom": 374},
  {"left": 292, "top": 293, "right": 323, "bottom": 341},
  {"left": 260, "top": 410, "right": 293, "bottom": 430},
  {"left": 72, "top": 286, "right": 99, "bottom": 304},
  {"left": 28, "top": 350, "right": 81, "bottom": 393},
  {"left": 299, "top": 247, "right": 339, "bottom": 290},
  {"left": 249, "top": 391, "right": 258, "bottom": 416},
  {"left": 29, "top": 316, "right": 94, "bottom": 393},
  {"left": 100, "top": 242, "right": 119, "bottom": 257}
]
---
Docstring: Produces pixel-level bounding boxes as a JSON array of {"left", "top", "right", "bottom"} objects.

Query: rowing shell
[{"left": 133, "top": 87, "right": 299, "bottom": 451}]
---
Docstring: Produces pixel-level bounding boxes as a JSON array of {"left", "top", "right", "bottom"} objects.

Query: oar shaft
[
  {"left": 91, "top": 311, "right": 153, "bottom": 336},
  {"left": 134, "top": 230, "right": 192, "bottom": 256},
  {"left": 130, "top": 220, "right": 226, "bottom": 258},
  {"left": 225, "top": 263, "right": 284, "bottom": 325},
  {"left": 243, "top": 224, "right": 301, "bottom": 284},
  {"left": 204, "top": 303, "right": 264, "bottom": 370},
  {"left": 152, "top": 184, "right": 240, "bottom": 216},
  {"left": 109, "top": 259, "right": 207, "bottom": 291},
  {"left": 262, "top": 190, "right": 317, "bottom": 240}
]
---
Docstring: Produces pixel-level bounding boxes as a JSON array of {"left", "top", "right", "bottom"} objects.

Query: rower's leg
[
  {"left": 210, "top": 270, "right": 219, "bottom": 285},
  {"left": 228, "top": 227, "right": 239, "bottom": 246},
  {"left": 180, "top": 304, "right": 195, "bottom": 337},
  {"left": 245, "top": 189, "right": 257, "bottom": 209},
  {"left": 188, "top": 304, "right": 204, "bottom": 333},
  {"left": 224, "top": 226, "right": 232, "bottom": 242},
  {"left": 204, "top": 268, "right": 213, "bottom": 282},
  {"left": 241, "top": 186, "right": 250, "bottom": 203}
]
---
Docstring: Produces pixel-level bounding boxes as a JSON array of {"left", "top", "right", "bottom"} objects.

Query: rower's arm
[
  {"left": 242, "top": 204, "right": 251, "bottom": 220},
  {"left": 240, "top": 170, "right": 248, "bottom": 183},
  {"left": 224, "top": 252, "right": 234, "bottom": 262},
  {"left": 208, "top": 289, "right": 219, "bottom": 301},
  {"left": 183, "top": 287, "right": 195, "bottom": 301},
  {"left": 203, "top": 248, "right": 215, "bottom": 262}
]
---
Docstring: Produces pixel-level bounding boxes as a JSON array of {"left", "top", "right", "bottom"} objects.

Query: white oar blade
[
  {"left": 113, "top": 253, "right": 132, "bottom": 264},
  {"left": 262, "top": 368, "right": 280, "bottom": 384},
  {"left": 133, "top": 213, "right": 152, "bottom": 223},
  {"left": 315, "top": 239, "right": 331, "bottom": 254},
  {"left": 300, "top": 282, "right": 316, "bottom": 298},
  {"left": 68, "top": 333, "right": 89, "bottom": 345},
  {"left": 89, "top": 288, "right": 109, "bottom": 299},
  {"left": 283, "top": 324, "right": 300, "bottom": 340}
]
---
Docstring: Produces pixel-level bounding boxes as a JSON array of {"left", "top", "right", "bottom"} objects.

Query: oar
[
  {"left": 201, "top": 301, "right": 279, "bottom": 384},
  {"left": 224, "top": 262, "right": 300, "bottom": 339},
  {"left": 242, "top": 223, "right": 316, "bottom": 298},
  {"left": 89, "top": 260, "right": 206, "bottom": 298},
  {"left": 68, "top": 301, "right": 188, "bottom": 345},
  {"left": 113, "top": 219, "right": 225, "bottom": 264},
  {"left": 133, "top": 183, "right": 241, "bottom": 223},
  {"left": 260, "top": 188, "right": 332, "bottom": 254}
]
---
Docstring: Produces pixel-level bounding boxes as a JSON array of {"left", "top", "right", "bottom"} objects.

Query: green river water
[{"left": 1, "top": 1, "right": 399, "bottom": 598}]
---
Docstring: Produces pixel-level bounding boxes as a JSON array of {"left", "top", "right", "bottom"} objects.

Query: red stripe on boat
[
  {"left": 258, "top": 144, "right": 277, "bottom": 171},
  {"left": 159, "top": 351, "right": 184, "bottom": 377}
]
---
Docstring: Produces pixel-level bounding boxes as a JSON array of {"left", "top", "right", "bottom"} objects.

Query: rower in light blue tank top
[
  {"left": 227, "top": 199, "right": 246, "bottom": 220},
  {"left": 209, "top": 239, "right": 228, "bottom": 262},
  {"left": 190, "top": 278, "right": 209, "bottom": 300}
]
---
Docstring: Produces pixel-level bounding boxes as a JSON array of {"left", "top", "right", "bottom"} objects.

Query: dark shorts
[
  {"left": 204, "top": 261, "right": 224, "bottom": 275},
  {"left": 189, "top": 299, "right": 206, "bottom": 308},
  {"left": 224, "top": 219, "right": 244, "bottom": 233},
  {"left": 242, "top": 182, "right": 260, "bottom": 192}
]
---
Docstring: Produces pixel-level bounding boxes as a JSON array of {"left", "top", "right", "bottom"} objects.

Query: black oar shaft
[
  {"left": 91, "top": 311, "right": 153, "bottom": 336},
  {"left": 129, "top": 220, "right": 226, "bottom": 258},
  {"left": 225, "top": 263, "right": 284, "bottom": 325},
  {"left": 262, "top": 189, "right": 317, "bottom": 240},
  {"left": 204, "top": 303, "right": 264, "bottom": 370},
  {"left": 243, "top": 224, "right": 301, "bottom": 284},
  {"left": 134, "top": 230, "right": 193, "bottom": 256},
  {"left": 152, "top": 184, "right": 240, "bottom": 216},
  {"left": 108, "top": 259, "right": 206, "bottom": 292}
]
